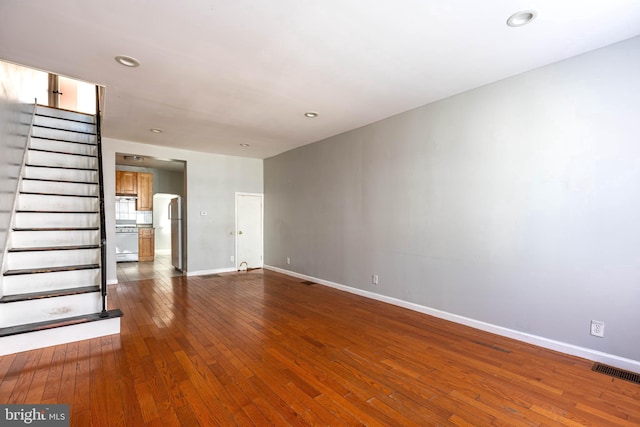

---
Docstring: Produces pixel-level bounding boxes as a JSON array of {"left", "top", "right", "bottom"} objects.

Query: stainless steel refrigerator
[{"left": 169, "top": 197, "right": 182, "bottom": 270}]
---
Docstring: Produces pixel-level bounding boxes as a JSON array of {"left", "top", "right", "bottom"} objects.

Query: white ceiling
[{"left": 1, "top": 1, "right": 640, "bottom": 159}]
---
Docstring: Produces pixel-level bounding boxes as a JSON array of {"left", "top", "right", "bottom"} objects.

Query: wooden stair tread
[
  {"left": 25, "top": 163, "right": 98, "bottom": 171},
  {"left": 13, "top": 227, "right": 99, "bottom": 232},
  {"left": 0, "top": 309, "right": 122, "bottom": 338},
  {"left": 19, "top": 191, "right": 98, "bottom": 198},
  {"left": 4, "top": 264, "right": 100, "bottom": 276},
  {"left": 16, "top": 209, "right": 99, "bottom": 214},
  {"left": 0, "top": 285, "right": 100, "bottom": 303},
  {"left": 8, "top": 244, "right": 100, "bottom": 252}
]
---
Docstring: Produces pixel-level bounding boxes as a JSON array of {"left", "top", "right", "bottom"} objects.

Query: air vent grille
[{"left": 592, "top": 363, "right": 640, "bottom": 385}]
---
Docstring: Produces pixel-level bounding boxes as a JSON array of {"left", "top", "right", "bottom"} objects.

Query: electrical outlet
[
  {"left": 230, "top": 255, "right": 234, "bottom": 263},
  {"left": 286, "top": 257, "right": 290, "bottom": 265},
  {"left": 590, "top": 320, "right": 605, "bottom": 338},
  {"left": 372, "top": 274, "right": 379, "bottom": 285}
]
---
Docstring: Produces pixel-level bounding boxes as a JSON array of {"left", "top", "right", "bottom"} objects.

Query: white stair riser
[
  {"left": 15, "top": 212, "right": 99, "bottom": 228},
  {"left": 21, "top": 180, "right": 98, "bottom": 196},
  {"left": 30, "top": 138, "right": 96, "bottom": 156},
  {"left": 24, "top": 166, "right": 97, "bottom": 183},
  {"left": 18, "top": 193, "right": 98, "bottom": 211},
  {"left": 33, "top": 115, "right": 96, "bottom": 134},
  {"left": 0, "top": 316, "right": 120, "bottom": 356},
  {"left": 27, "top": 151, "right": 97, "bottom": 169},
  {"left": 10, "top": 229, "right": 99, "bottom": 248},
  {"left": 0, "top": 292, "right": 102, "bottom": 328},
  {"left": 31, "top": 126, "right": 95, "bottom": 144},
  {"left": 3, "top": 269, "right": 99, "bottom": 295},
  {"left": 6, "top": 249, "right": 100, "bottom": 270},
  {"left": 36, "top": 106, "right": 95, "bottom": 124}
]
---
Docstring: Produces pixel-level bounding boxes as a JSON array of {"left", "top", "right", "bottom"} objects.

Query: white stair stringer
[{"left": 0, "top": 104, "right": 121, "bottom": 355}]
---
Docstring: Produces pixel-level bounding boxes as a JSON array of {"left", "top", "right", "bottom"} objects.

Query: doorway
[{"left": 235, "top": 193, "right": 263, "bottom": 270}]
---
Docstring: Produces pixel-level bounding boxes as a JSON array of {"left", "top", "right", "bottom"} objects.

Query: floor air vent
[{"left": 592, "top": 363, "right": 640, "bottom": 385}]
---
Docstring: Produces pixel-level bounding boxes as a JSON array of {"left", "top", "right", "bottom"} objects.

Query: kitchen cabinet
[
  {"left": 136, "top": 172, "right": 153, "bottom": 211},
  {"left": 138, "top": 228, "right": 155, "bottom": 262},
  {"left": 116, "top": 170, "right": 137, "bottom": 195}
]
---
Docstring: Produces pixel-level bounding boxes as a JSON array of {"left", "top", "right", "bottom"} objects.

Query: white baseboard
[
  {"left": 264, "top": 265, "right": 640, "bottom": 373},
  {"left": 187, "top": 267, "right": 237, "bottom": 277}
]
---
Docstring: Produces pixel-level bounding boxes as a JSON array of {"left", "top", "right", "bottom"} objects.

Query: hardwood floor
[{"left": 1, "top": 262, "right": 639, "bottom": 426}]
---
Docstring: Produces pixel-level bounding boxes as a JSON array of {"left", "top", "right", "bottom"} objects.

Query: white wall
[
  {"left": 0, "top": 61, "right": 47, "bottom": 289},
  {"left": 264, "top": 36, "right": 640, "bottom": 366},
  {"left": 103, "top": 138, "right": 263, "bottom": 281}
]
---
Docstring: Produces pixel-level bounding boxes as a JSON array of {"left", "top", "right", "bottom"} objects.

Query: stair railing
[{"left": 95, "top": 87, "right": 108, "bottom": 317}]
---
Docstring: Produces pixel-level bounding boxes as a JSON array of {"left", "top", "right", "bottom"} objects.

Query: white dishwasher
[{"left": 116, "top": 226, "right": 139, "bottom": 262}]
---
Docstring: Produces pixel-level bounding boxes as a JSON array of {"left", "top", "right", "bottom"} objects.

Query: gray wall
[
  {"left": 0, "top": 62, "right": 43, "bottom": 287},
  {"left": 264, "top": 36, "right": 640, "bottom": 362},
  {"left": 104, "top": 138, "right": 263, "bottom": 281}
]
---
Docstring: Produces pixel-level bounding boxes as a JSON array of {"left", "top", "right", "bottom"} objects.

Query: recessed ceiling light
[
  {"left": 124, "top": 155, "right": 145, "bottom": 162},
  {"left": 240, "top": 143, "right": 250, "bottom": 147},
  {"left": 304, "top": 112, "right": 319, "bottom": 118},
  {"left": 506, "top": 10, "right": 537, "bottom": 27},
  {"left": 150, "top": 128, "right": 163, "bottom": 133},
  {"left": 115, "top": 55, "right": 140, "bottom": 67}
]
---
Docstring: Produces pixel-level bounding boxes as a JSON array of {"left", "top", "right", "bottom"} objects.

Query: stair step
[
  {"left": 29, "top": 147, "right": 97, "bottom": 158},
  {"left": 21, "top": 179, "right": 98, "bottom": 197},
  {"left": 22, "top": 177, "right": 96, "bottom": 185},
  {"left": 15, "top": 212, "right": 99, "bottom": 229},
  {"left": 18, "top": 192, "right": 99, "bottom": 211},
  {"left": 8, "top": 244, "right": 99, "bottom": 252},
  {"left": 0, "top": 285, "right": 100, "bottom": 304},
  {"left": 27, "top": 150, "right": 97, "bottom": 169},
  {"left": 33, "top": 115, "right": 96, "bottom": 134},
  {"left": 2, "top": 268, "right": 99, "bottom": 295},
  {"left": 20, "top": 191, "right": 98, "bottom": 199},
  {"left": 0, "top": 309, "right": 122, "bottom": 339},
  {"left": 24, "top": 165, "right": 98, "bottom": 182},
  {"left": 31, "top": 126, "right": 96, "bottom": 144},
  {"left": 30, "top": 137, "right": 97, "bottom": 156},
  {"left": 0, "top": 291, "right": 103, "bottom": 328},
  {"left": 36, "top": 105, "right": 95, "bottom": 124},
  {"left": 13, "top": 227, "right": 99, "bottom": 231},
  {"left": 4, "top": 264, "right": 99, "bottom": 276},
  {"left": 26, "top": 163, "right": 97, "bottom": 172}
]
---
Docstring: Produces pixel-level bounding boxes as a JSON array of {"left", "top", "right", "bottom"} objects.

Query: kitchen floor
[{"left": 116, "top": 253, "right": 184, "bottom": 282}]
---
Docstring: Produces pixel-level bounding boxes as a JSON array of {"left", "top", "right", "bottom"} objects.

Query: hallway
[{"left": 116, "top": 253, "right": 184, "bottom": 282}]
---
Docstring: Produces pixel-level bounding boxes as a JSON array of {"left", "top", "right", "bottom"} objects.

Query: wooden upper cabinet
[
  {"left": 116, "top": 170, "right": 137, "bottom": 195},
  {"left": 137, "top": 172, "right": 153, "bottom": 211}
]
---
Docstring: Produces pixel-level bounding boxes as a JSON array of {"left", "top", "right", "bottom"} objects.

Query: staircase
[{"left": 0, "top": 104, "right": 122, "bottom": 355}]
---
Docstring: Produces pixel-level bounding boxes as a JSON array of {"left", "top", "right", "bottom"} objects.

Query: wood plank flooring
[{"left": 1, "top": 264, "right": 639, "bottom": 426}]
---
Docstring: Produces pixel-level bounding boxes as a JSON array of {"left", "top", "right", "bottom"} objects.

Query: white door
[{"left": 236, "top": 193, "right": 263, "bottom": 269}]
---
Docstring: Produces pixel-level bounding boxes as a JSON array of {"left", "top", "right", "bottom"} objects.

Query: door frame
[{"left": 234, "top": 192, "right": 264, "bottom": 270}]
